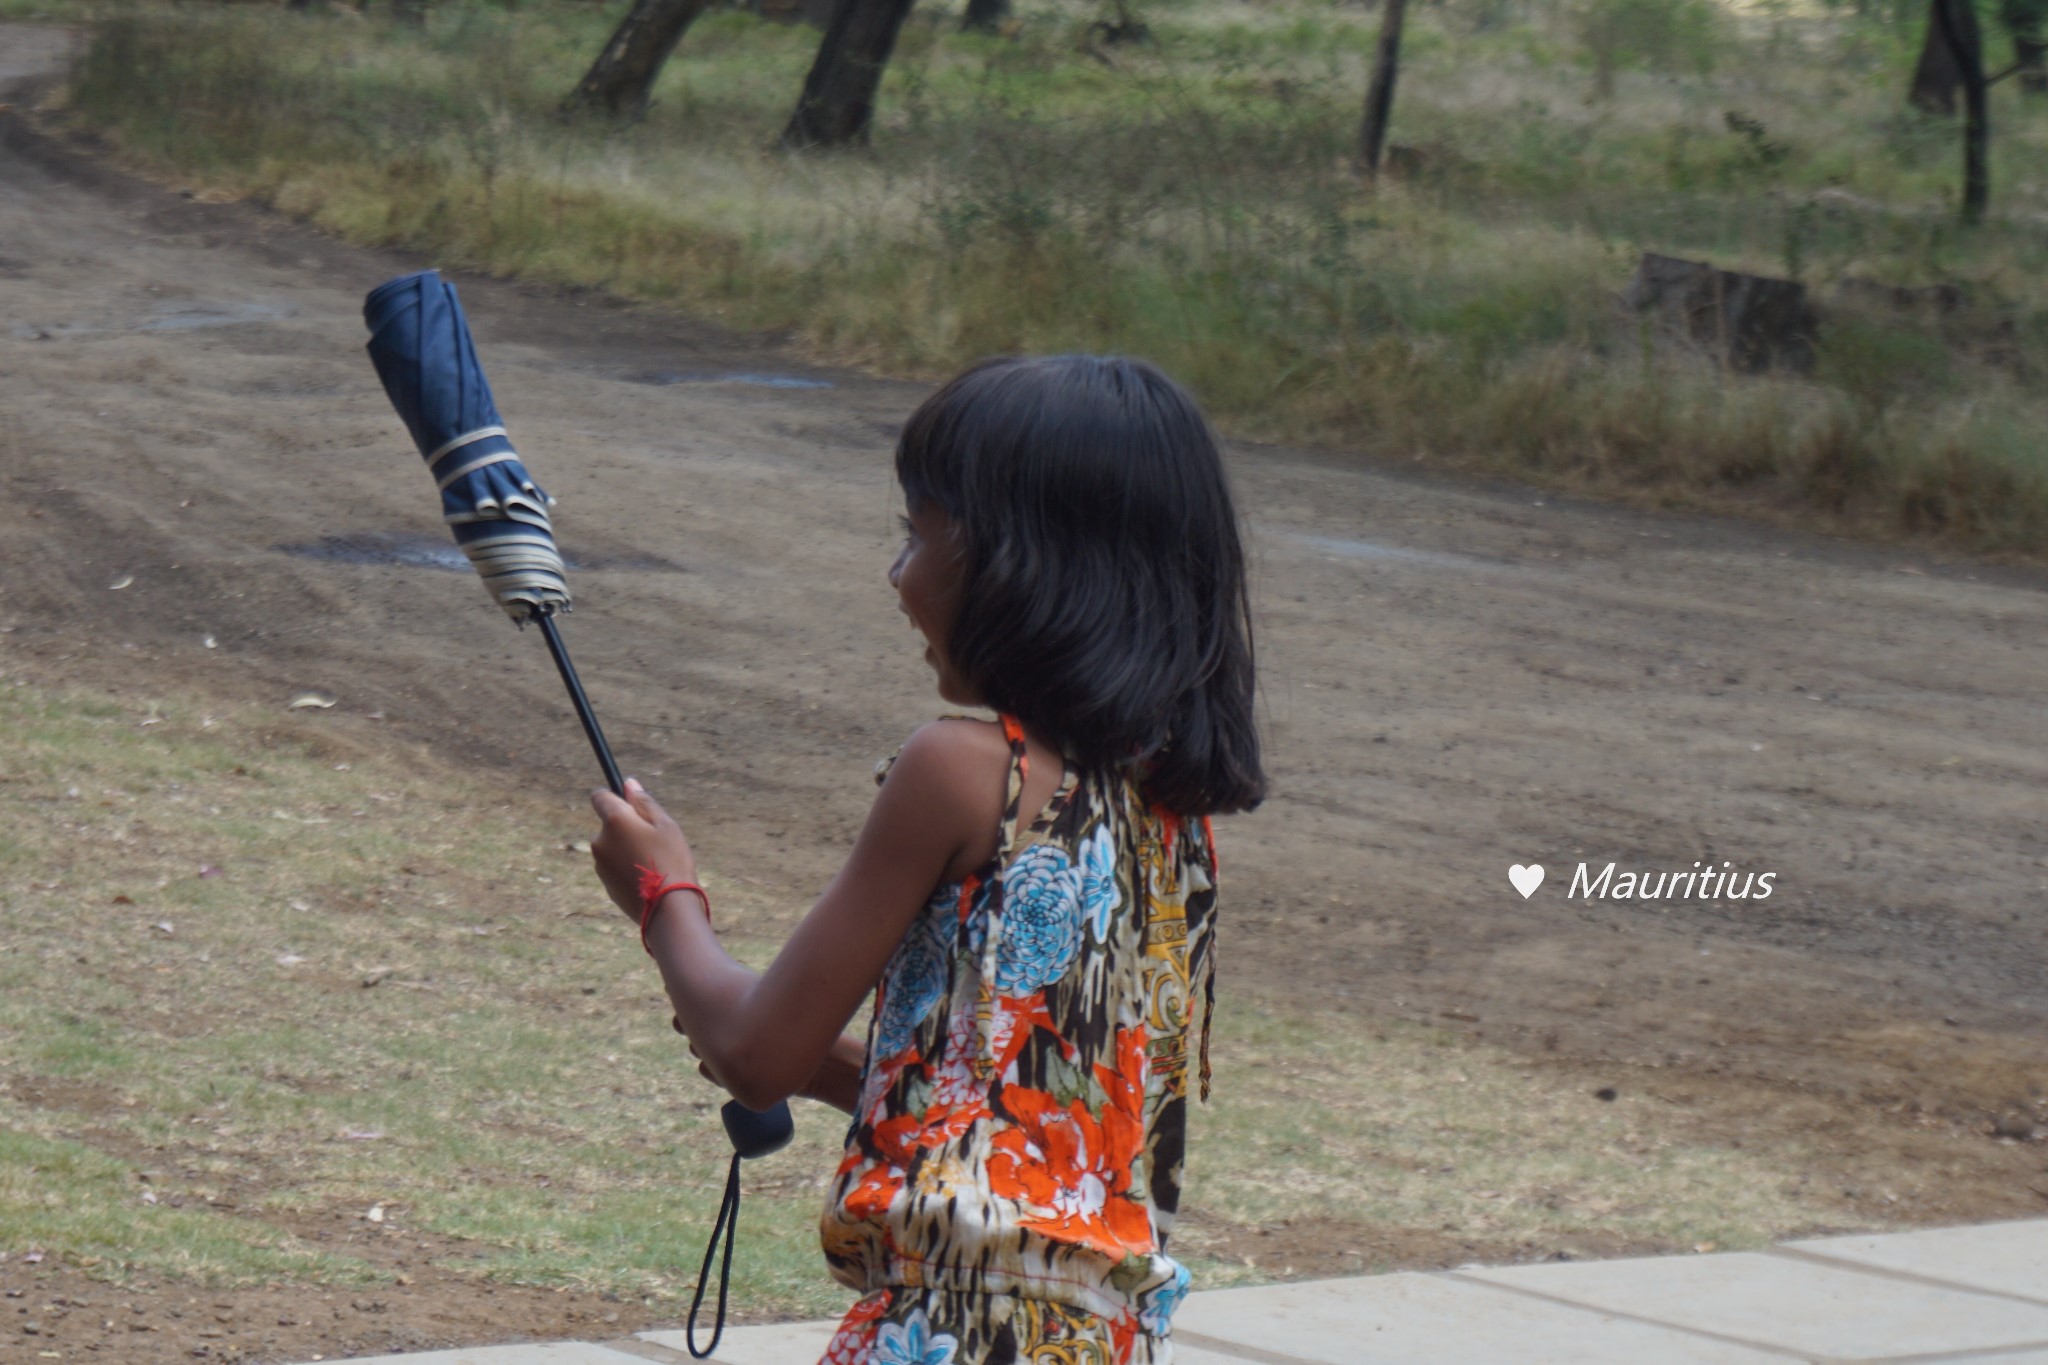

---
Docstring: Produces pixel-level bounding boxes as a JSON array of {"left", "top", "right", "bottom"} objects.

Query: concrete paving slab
[
  {"left": 640, "top": 1321, "right": 838, "bottom": 1362},
  {"left": 327, "top": 1345, "right": 655, "bottom": 1365},
  {"left": 1782, "top": 1218, "right": 2048, "bottom": 1306},
  {"left": 1167, "top": 1345, "right": 1262, "bottom": 1363},
  {"left": 1169, "top": 1271, "right": 1788, "bottom": 1363},
  {"left": 1459, "top": 1251, "right": 2048, "bottom": 1359}
]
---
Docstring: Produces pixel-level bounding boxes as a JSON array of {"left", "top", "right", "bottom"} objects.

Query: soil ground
[{"left": 2, "top": 22, "right": 2046, "bottom": 1363}]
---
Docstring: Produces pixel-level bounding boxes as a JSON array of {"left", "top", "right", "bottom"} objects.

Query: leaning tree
[
  {"left": 782, "top": 0, "right": 918, "bottom": 148},
  {"left": 562, "top": 0, "right": 713, "bottom": 122}
]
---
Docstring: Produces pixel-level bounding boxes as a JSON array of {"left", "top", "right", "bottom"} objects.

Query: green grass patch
[
  {"left": 1194, "top": 1005, "right": 1822, "bottom": 1275},
  {"left": 0, "top": 1123, "right": 366, "bottom": 1285},
  {"left": 0, "top": 671, "right": 849, "bottom": 1305}
]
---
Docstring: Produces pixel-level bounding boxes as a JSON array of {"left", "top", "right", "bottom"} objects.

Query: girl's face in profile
[{"left": 890, "top": 499, "right": 975, "bottom": 705}]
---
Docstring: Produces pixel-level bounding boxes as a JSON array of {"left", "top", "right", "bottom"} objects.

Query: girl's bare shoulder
[
  {"left": 888, "top": 716, "right": 1008, "bottom": 798},
  {"left": 878, "top": 719, "right": 1012, "bottom": 880}
]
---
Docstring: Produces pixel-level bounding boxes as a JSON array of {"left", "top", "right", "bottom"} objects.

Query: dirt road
[{"left": 3, "top": 12, "right": 2046, "bottom": 1321}]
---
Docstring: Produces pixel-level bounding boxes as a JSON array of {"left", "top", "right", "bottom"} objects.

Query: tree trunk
[
  {"left": 562, "top": 0, "right": 712, "bottom": 123},
  {"left": 1357, "top": 0, "right": 1409, "bottom": 176},
  {"left": 2001, "top": 0, "right": 2048, "bottom": 92},
  {"left": 1910, "top": 0, "right": 1963, "bottom": 113},
  {"left": 782, "top": 0, "right": 918, "bottom": 149},
  {"left": 961, "top": 0, "right": 1009, "bottom": 34},
  {"left": 1932, "top": 0, "right": 1990, "bottom": 223}
]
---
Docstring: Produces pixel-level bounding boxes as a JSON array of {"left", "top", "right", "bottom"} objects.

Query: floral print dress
[{"left": 819, "top": 716, "right": 1218, "bottom": 1365}]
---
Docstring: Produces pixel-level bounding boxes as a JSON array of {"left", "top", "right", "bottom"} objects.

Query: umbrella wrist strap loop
[{"left": 684, "top": 1152, "right": 743, "bottom": 1359}]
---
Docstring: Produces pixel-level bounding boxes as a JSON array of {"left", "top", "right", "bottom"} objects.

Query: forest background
[{"left": 12, "top": 0, "right": 2048, "bottom": 555}]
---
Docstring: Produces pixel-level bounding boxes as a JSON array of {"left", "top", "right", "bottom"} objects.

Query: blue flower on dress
[
  {"left": 988, "top": 844, "right": 1083, "bottom": 994},
  {"left": 873, "top": 893, "right": 952, "bottom": 1061},
  {"left": 1077, "top": 823, "right": 1123, "bottom": 940},
  {"left": 873, "top": 1308, "right": 959, "bottom": 1365},
  {"left": 1138, "top": 1261, "right": 1192, "bottom": 1335}
]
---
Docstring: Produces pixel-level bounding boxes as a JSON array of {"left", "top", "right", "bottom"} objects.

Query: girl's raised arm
[{"left": 588, "top": 720, "right": 1003, "bottom": 1113}]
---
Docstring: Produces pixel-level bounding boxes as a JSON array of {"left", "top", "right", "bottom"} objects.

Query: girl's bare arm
[{"left": 589, "top": 720, "right": 1002, "bottom": 1113}]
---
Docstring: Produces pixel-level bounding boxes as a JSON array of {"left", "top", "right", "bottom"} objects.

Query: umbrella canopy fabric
[{"left": 363, "top": 270, "right": 569, "bottom": 621}]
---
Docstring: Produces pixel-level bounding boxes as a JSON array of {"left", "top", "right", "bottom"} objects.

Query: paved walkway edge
[{"left": 310, "top": 1217, "right": 2048, "bottom": 1364}]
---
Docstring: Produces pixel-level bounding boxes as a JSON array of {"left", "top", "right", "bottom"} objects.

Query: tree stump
[{"left": 1621, "top": 253, "right": 1818, "bottom": 374}]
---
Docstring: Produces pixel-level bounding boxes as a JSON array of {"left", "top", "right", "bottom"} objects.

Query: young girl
[{"left": 589, "top": 354, "right": 1265, "bottom": 1364}]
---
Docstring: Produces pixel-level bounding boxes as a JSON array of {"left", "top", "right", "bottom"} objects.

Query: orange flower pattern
[{"left": 820, "top": 717, "right": 1218, "bottom": 1363}]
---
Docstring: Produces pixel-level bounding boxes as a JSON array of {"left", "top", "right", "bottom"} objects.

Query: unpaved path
[{"left": 2, "top": 19, "right": 2046, "bottom": 1358}]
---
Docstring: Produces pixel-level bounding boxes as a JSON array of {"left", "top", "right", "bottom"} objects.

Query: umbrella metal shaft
[{"left": 531, "top": 608, "right": 625, "bottom": 797}]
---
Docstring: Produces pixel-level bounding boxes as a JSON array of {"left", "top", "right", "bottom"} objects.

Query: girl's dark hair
[{"left": 896, "top": 355, "right": 1265, "bottom": 815}]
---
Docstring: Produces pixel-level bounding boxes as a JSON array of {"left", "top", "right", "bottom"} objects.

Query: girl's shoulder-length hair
[{"left": 896, "top": 354, "right": 1265, "bottom": 816}]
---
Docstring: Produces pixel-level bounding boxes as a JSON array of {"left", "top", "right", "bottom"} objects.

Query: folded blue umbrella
[
  {"left": 361, "top": 268, "right": 791, "bottom": 1363},
  {"left": 363, "top": 269, "right": 569, "bottom": 621},
  {"left": 362, "top": 268, "right": 617, "bottom": 790}
]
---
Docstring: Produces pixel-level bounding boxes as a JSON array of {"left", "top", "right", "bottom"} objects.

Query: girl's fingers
[
  {"left": 592, "top": 788, "right": 664, "bottom": 834},
  {"left": 625, "top": 779, "right": 671, "bottom": 824}
]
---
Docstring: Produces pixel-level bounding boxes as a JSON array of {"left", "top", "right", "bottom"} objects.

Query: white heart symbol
[{"left": 1509, "top": 864, "right": 1545, "bottom": 899}]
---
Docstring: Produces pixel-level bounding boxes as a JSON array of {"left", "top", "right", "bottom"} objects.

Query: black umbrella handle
[
  {"left": 529, "top": 607, "right": 625, "bottom": 797},
  {"left": 527, "top": 604, "right": 800, "bottom": 1349}
]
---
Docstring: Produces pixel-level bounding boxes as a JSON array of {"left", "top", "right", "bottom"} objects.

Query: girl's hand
[
  {"left": 681, "top": 1028, "right": 865, "bottom": 1114},
  {"left": 684, "top": 1037, "right": 723, "bottom": 1090},
  {"left": 589, "top": 778, "right": 699, "bottom": 923}
]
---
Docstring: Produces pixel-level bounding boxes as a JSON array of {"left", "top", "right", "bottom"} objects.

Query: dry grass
[
  {"left": 0, "top": 666, "right": 1868, "bottom": 1306},
  {"left": 39, "top": 0, "right": 2048, "bottom": 554}
]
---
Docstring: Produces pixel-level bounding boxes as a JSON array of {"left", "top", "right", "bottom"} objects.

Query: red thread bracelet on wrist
[{"left": 636, "top": 864, "right": 710, "bottom": 958}]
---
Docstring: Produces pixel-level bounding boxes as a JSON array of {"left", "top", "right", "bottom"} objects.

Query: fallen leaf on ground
[{"left": 288, "top": 692, "right": 337, "bottom": 710}]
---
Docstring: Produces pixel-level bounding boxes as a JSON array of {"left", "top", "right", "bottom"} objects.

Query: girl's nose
[{"left": 888, "top": 544, "right": 908, "bottom": 587}]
